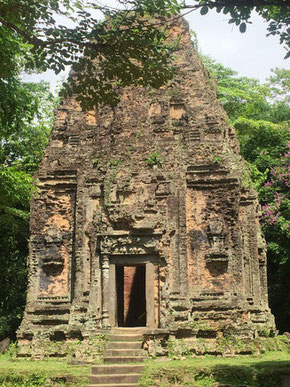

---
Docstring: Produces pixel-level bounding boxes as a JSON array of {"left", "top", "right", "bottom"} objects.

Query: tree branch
[
  {"left": 0, "top": 17, "right": 45, "bottom": 47},
  {"left": 183, "top": 0, "right": 290, "bottom": 8},
  {"left": 0, "top": 16, "right": 110, "bottom": 51}
]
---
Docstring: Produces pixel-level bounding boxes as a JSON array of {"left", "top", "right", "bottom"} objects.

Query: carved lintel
[{"left": 100, "top": 234, "right": 159, "bottom": 255}]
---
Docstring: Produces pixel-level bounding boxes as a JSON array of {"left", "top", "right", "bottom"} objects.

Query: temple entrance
[
  {"left": 107, "top": 255, "right": 159, "bottom": 328},
  {"left": 116, "top": 265, "right": 146, "bottom": 327}
]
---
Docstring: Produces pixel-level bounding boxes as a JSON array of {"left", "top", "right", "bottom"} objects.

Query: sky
[
  {"left": 23, "top": 4, "right": 289, "bottom": 90},
  {"left": 185, "top": 9, "right": 288, "bottom": 81}
]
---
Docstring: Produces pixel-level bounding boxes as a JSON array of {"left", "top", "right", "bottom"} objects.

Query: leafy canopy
[
  {"left": 0, "top": 81, "right": 57, "bottom": 340},
  {"left": 0, "top": 0, "right": 182, "bottom": 108},
  {"left": 204, "top": 57, "right": 290, "bottom": 125}
]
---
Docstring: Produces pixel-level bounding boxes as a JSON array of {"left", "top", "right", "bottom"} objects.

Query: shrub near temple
[{"left": 260, "top": 148, "right": 290, "bottom": 332}]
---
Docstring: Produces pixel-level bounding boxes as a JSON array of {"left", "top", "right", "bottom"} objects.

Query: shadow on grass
[
  {"left": 207, "top": 361, "right": 290, "bottom": 387},
  {"left": 141, "top": 359, "right": 290, "bottom": 386}
]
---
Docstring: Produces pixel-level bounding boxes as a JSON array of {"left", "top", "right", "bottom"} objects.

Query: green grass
[
  {"left": 1, "top": 345, "right": 290, "bottom": 386},
  {"left": 0, "top": 353, "right": 90, "bottom": 386},
  {"left": 140, "top": 351, "right": 290, "bottom": 386}
]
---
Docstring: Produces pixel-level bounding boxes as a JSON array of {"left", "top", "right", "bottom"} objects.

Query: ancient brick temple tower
[{"left": 18, "top": 18, "right": 275, "bottom": 358}]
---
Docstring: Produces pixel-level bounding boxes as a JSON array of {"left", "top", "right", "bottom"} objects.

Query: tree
[
  {"left": 0, "top": 0, "right": 182, "bottom": 109},
  {"left": 0, "top": 81, "right": 56, "bottom": 340},
  {"left": 184, "top": 0, "right": 290, "bottom": 58},
  {"left": 0, "top": 167, "right": 31, "bottom": 340},
  {"left": 235, "top": 118, "right": 289, "bottom": 171},
  {"left": 203, "top": 56, "right": 290, "bottom": 123},
  {"left": 202, "top": 57, "right": 271, "bottom": 121},
  {"left": 260, "top": 150, "right": 289, "bottom": 332},
  {"left": 1, "top": 81, "right": 56, "bottom": 171}
]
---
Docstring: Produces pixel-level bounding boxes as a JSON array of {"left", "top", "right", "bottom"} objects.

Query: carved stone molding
[{"left": 100, "top": 234, "right": 161, "bottom": 255}]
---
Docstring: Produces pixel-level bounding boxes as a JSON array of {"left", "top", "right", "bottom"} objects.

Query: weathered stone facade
[{"left": 18, "top": 18, "right": 275, "bottom": 359}]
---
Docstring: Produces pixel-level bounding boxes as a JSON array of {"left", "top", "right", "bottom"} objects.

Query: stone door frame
[{"left": 101, "top": 254, "right": 159, "bottom": 329}]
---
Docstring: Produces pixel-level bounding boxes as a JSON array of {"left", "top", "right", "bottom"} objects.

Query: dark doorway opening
[{"left": 116, "top": 265, "right": 146, "bottom": 327}]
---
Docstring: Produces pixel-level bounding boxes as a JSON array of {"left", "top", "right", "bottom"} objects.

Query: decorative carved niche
[
  {"left": 206, "top": 219, "right": 228, "bottom": 257},
  {"left": 207, "top": 219, "right": 224, "bottom": 250},
  {"left": 170, "top": 103, "right": 185, "bottom": 119},
  {"left": 149, "top": 102, "right": 162, "bottom": 117},
  {"left": 41, "top": 239, "right": 64, "bottom": 277},
  {"left": 206, "top": 260, "right": 228, "bottom": 277},
  {"left": 149, "top": 102, "right": 166, "bottom": 125},
  {"left": 205, "top": 219, "right": 228, "bottom": 275}
]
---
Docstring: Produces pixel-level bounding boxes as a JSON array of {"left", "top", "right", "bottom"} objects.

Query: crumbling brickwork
[{"left": 18, "top": 17, "right": 275, "bottom": 359}]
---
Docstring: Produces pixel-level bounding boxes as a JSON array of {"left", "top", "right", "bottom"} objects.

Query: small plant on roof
[{"left": 146, "top": 152, "right": 163, "bottom": 167}]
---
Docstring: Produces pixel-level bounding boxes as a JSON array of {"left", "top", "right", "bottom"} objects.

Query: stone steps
[
  {"left": 91, "top": 365, "right": 144, "bottom": 374},
  {"left": 104, "top": 349, "right": 146, "bottom": 357},
  {"left": 103, "top": 356, "right": 146, "bottom": 364},
  {"left": 88, "top": 332, "right": 147, "bottom": 386},
  {"left": 108, "top": 335, "right": 143, "bottom": 342},
  {"left": 106, "top": 342, "right": 141, "bottom": 349},
  {"left": 111, "top": 328, "right": 147, "bottom": 334},
  {"left": 89, "top": 373, "right": 141, "bottom": 384}
]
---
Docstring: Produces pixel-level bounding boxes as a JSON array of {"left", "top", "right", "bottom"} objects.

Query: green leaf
[
  {"left": 239, "top": 22, "right": 247, "bottom": 33},
  {"left": 200, "top": 6, "right": 209, "bottom": 15},
  {"left": 223, "top": 6, "right": 231, "bottom": 15}
]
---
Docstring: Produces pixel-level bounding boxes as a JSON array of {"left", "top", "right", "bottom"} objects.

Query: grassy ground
[
  {"left": 0, "top": 348, "right": 289, "bottom": 386},
  {"left": 0, "top": 353, "right": 90, "bottom": 386},
  {"left": 140, "top": 351, "right": 290, "bottom": 387}
]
